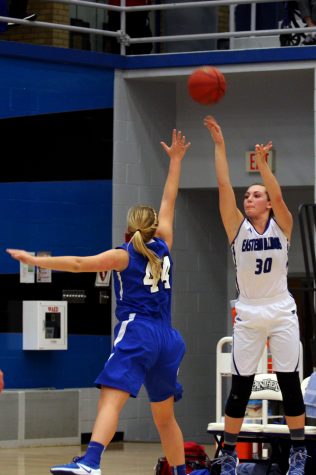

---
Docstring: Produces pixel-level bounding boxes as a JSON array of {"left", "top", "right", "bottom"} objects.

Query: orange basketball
[{"left": 188, "top": 66, "right": 226, "bottom": 105}]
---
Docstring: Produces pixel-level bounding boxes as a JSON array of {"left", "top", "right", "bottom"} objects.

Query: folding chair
[{"left": 209, "top": 336, "right": 304, "bottom": 433}]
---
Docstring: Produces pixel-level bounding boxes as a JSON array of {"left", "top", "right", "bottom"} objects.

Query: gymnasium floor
[{"left": 1, "top": 442, "right": 216, "bottom": 475}]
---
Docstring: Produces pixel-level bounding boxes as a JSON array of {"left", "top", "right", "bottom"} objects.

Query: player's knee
[
  {"left": 276, "top": 371, "right": 305, "bottom": 416},
  {"left": 225, "top": 374, "right": 255, "bottom": 418},
  {"left": 153, "top": 412, "right": 175, "bottom": 432},
  {"left": 151, "top": 402, "right": 175, "bottom": 429}
]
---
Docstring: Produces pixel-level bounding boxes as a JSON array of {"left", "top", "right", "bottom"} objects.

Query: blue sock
[
  {"left": 171, "top": 464, "right": 186, "bottom": 475},
  {"left": 82, "top": 441, "right": 105, "bottom": 467}
]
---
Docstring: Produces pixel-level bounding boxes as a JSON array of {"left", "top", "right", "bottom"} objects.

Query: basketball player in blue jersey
[
  {"left": 7, "top": 129, "right": 191, "bottom": 475},
  {"left": 204, "top": 116, "right": 307, "bottom": 475}
]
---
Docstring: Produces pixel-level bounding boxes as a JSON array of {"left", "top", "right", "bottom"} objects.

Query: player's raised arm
[
  {"left": 204, "top": 116, "right": 243, "bottom": 243},
  {"left": 255, "top": 142, "right": 293, "bottom": 240},
  {"left": 156, "top": 129, "right": 191, "bottom": 250},
  {"left": 6, "top": 248, "right": 129, "bottom": 273}
]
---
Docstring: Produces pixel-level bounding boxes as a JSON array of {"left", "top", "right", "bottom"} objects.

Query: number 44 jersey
[
  {"left": 231, "top": 218, "right": 289, "bottom": 300},
  {"left": 114, "top": 237, "right": 172, "bottom": 323}
]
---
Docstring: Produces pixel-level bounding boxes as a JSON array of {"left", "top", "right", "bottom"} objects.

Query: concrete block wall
[
  {"left": 112, "top": 73, "right": 175, "bottom": 441},
  {"left": 0, "top": 390, "right": 80, "bottom": 447},
  {"left": 79, "top": 387, "right": 99, "bottom": 435},
  {"left": 177, "top": 68, "right": 314, "bottom": 189},
  {"left": 0, "top": 388, "right": 101, "bottom": 447},
  {"left": 115, "top": 190, "right": 227, "bottom": 443},
  {"left": 171, "top": 189, "right": 227, "bottom": 441},
  {"left": 112, "top": 72, "right": 228, "bottom": 443}
]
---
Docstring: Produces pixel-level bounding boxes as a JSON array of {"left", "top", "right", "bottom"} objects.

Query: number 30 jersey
[
  {"left": 231, "top": 218, "right": 289, "bottom": 300},
  {"left": 113, "top": 237, "right": 172, "bottom": 323}
]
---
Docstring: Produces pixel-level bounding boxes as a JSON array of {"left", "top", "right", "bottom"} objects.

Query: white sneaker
[
  {"left": 50, "top": 456, "right": 101, "bottom": 475},
  {"left": 286, "top": 447, "right": 308, "bottom": 475},
  {"left": 212, "top": 450, "right": 239, "bottom": 475}
]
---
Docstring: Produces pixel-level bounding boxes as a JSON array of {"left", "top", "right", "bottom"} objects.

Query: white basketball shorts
[{"left": 232, "top": 291, "right": 300, "bottom": 375}]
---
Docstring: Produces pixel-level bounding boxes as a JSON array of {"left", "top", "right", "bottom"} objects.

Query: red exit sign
[
  {"left": 48, "top": 306, "right": 59, "bottom": 312},
  {"left": 245, "top": 150, "right": 274, "bottom": 173}
]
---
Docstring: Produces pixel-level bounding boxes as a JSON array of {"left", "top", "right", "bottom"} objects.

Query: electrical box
[{"left": 23, "top": 301, "right": 68, "bottom": 350}]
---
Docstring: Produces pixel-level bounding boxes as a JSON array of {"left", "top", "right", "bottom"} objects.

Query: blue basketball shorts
[{"left": 95, "top": 314, "right": 186, "bottom": 402}]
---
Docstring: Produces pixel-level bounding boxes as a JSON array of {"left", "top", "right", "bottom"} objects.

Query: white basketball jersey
[{"left": 231, "top": 218, "right": 289, "bottom": 299}]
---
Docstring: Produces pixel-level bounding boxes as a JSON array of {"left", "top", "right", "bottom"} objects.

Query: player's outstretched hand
[
  {"left": 204, "top": 116, "right": 224, "bottom": 146},
  {"left": 160, "top": 129, "right": 191, "bottom": 162},
  {"left": 6, "top": 249, "right": 35, "bottom": 265},
  {"left": 255, "top": 141, "right": 273, "bottom": 166}
]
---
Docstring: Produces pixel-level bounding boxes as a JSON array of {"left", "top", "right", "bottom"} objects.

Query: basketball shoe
[
  {"left": 212, "top": 449, "right": 238, "bottom": 475},
  {"left": 50, "top": 456, "right": 101, "bottom": 475},
  {"left": 287, "top": 447, "right": 308, "bottom": 475}
]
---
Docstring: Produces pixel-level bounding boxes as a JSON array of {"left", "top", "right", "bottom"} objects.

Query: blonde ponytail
[{"left": 127, "top": 205, "right": 161, "bottom": 284}]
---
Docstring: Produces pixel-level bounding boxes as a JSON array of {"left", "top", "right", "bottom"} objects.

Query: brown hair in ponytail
[{"left": 127, "top": 205, "right": 161, "bottom": 284}]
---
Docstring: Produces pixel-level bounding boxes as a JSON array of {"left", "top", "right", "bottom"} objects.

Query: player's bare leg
[
  {"left": 151, "top": 396, "right": 185, "bottom": 468},
  {"left": 50, "top": 387, "right": 129, "bottom": 475}
]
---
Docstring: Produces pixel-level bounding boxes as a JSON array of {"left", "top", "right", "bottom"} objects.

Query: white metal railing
[{"left": 0, "top": 0, "right": 315, "bottom": 54}]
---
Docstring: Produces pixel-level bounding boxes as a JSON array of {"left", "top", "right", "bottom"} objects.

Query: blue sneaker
[
  {"left": 212, "top": 450, "right": 238, "bottom": 475},
  {"left": 287, "top": 447, "right": 308, "bottom": 475},
  {"left": 50, "top": 456, "right": 101, "bottom": 475}
]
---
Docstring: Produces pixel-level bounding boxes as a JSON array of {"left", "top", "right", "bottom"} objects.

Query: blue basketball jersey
[{"left": 113, "top": 237, "right": 172, "bottom": 323}]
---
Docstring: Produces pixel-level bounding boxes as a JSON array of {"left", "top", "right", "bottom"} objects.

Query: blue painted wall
[
  {"left": 0, "top": 180, "right": 112, "bottom": 389},
  {"left": 0, "top": 333, "right": 111, "bottom": 389},
  {"left": 0, "top": 41, "right": 115, "bottom": 118},
  {"left": 1, "top": 181, "right": 112, "bottom": 273},
  {"left": 0, "top": 41, "right": 116, "bottom": 388}
]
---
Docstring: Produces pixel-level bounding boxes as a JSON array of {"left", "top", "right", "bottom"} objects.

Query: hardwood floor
[{"left": 0, "top": 442, "right": 216, "bottom": 475}]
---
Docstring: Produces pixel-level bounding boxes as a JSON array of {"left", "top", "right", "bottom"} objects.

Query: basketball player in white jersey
[{"left": 204, "top": 116, "right": 307, "bottom": 475}]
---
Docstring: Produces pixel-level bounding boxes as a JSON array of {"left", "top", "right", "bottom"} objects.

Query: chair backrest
[
  {"left": 216, "top": 336, "right": 268, "bottom": 422},
  {"left": 301, "top": 376, "right": 310, "bottom": 394},
  {"left": 249, "top": 372, "right": 282, "bottom": 425},
  {"left": 250, "top": 373, "right": 282, "bottom": 401}
]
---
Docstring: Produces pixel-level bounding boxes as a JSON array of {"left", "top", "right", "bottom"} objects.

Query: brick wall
[{"left": 1, "top": 1, "right": 69, "bottom": 48}]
